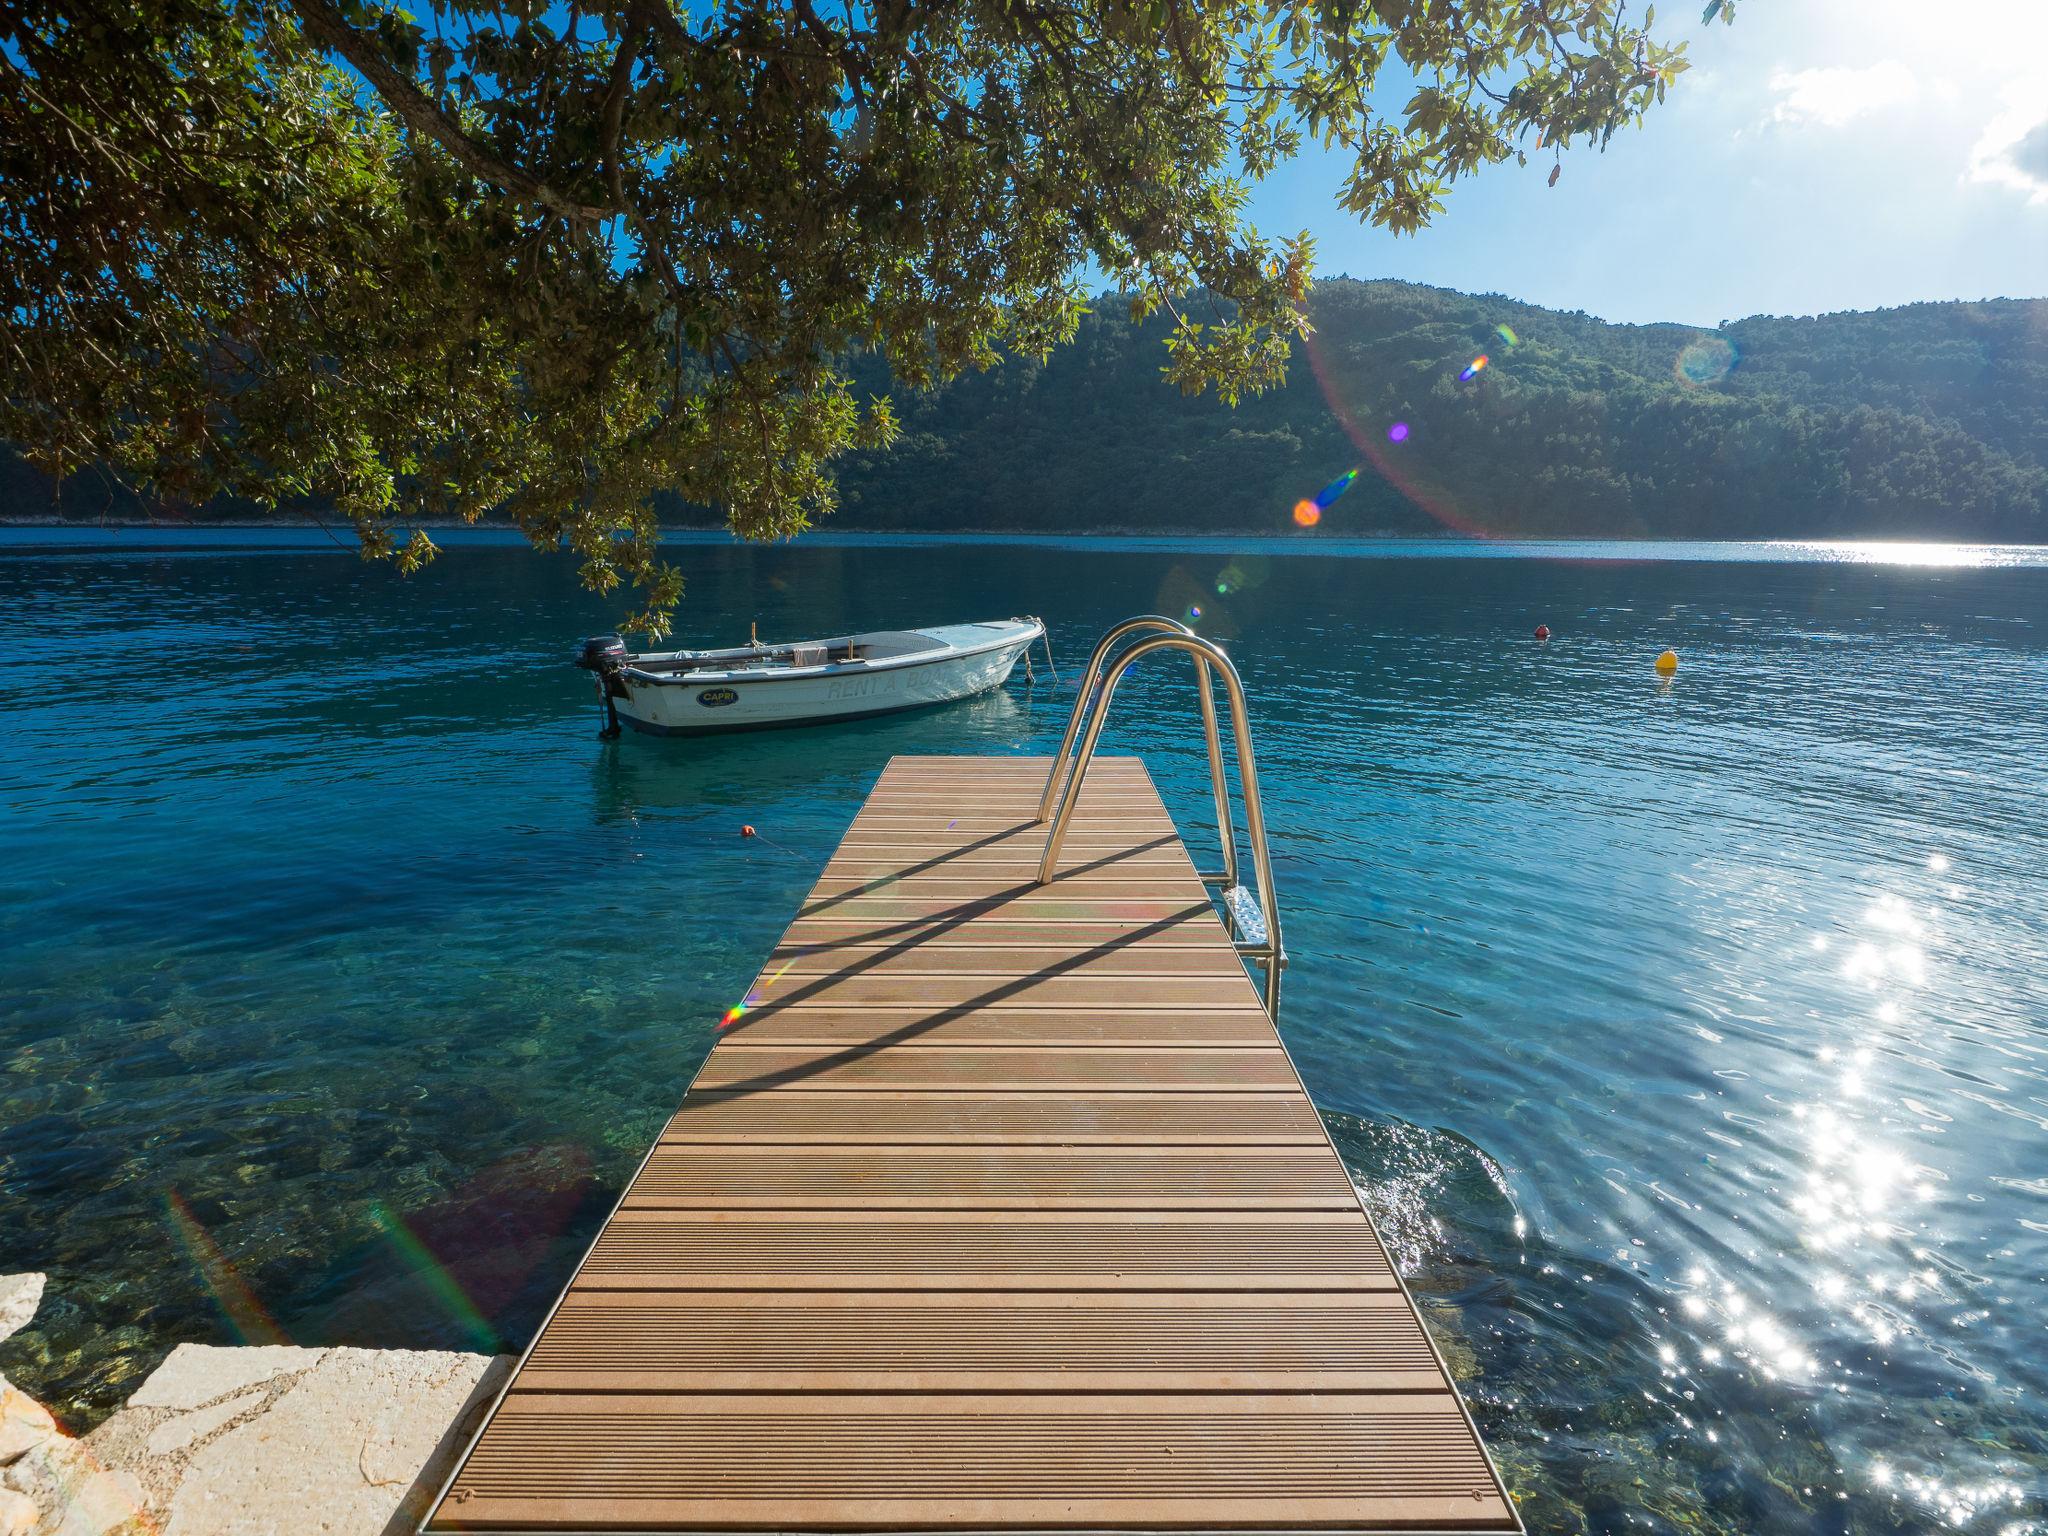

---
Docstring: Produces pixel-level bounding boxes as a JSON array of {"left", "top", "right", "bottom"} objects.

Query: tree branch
[
  {"left": 789, "top": 0, "right": 862, "bottom": 90},
  {"left": 600, "top": 8, "right": 642, "bottom": 202},
  {"left": 637, "top": 0, "right": 704, "bottom": 60},
  {"left": 288, "top": 0, "right": 609, "bottom": 222},
  {"left": 599, "top": 1, "right": 697, "bottom": 313},
  {"left": 1161, "top": 0, "right": 1213, "bottom": 96}
]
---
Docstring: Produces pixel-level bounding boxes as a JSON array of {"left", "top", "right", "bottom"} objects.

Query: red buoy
[
  {"left": 741, "top": 824, "right": 757, "bottom": 838},
  {"left": 1534, "top": 624, "right": 1551, "bottom": 641}
]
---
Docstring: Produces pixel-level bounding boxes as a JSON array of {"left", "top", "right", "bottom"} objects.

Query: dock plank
[
  {"left": 442, "top": 1394, "right": 1507, "bottom": 1531},
  {"left": 621, "top": 1144, "right": 1360, "bottom": 1209},
  {"left": 515, "top": 1291, "right": 1449, "bottom": 1392},
  {"left": 686, "top": 1043, "right": 1306, "bottom": 1092},
  {"left": 658, "top": 1091, "right": 1328, "bottom": 1144},
  {"left": 714, "top": 1010, "right": 1282, "bottom": 1046},
  {"left": 425, "top": 755, "right": 1517, "bottom": 1535},
  {"left": 570, "top": 1210, "right": 1403, "bottom": 1292}
]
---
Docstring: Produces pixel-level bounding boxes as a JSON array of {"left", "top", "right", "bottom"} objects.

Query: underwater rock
[{"left": 1416, "top": 1301, "right": 1481, "bottom": 1382}]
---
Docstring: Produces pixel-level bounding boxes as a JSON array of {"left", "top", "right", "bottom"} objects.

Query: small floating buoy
[
  {"left": 1534, "top": 624, "right": 1550, "bottom": 642},
  {"left": 741, "top": 824, "right": 757, "bottom": 838},
  {"left": 1655, "top": 649, "right": 1679, "bottom": 676}
]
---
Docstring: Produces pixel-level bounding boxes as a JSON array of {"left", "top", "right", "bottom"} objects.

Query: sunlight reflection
[
  {"left": 1647, "top": 870, "right": 2027, "bottom": 1518},
  {"left": 1772, "top": 541, "right": 2026, "bottom": 568},
  {"left": 1789, "top": 1103, "right": 1928, "bottom": 1255},
  {"left": 1672, "top": 1267, "right": 1823, "bottom": 1383},
  {"left": 1877, "top": 1465, "right": 2028, "bottom": 1529}
]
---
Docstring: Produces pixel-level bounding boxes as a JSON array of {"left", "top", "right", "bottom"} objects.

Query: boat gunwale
[{"left": 619, "top": 619, "right": 1042, "bottom": 688}]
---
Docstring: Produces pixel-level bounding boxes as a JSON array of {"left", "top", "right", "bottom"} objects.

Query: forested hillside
[
  {"left": 823, "top": 280, "right": 2048, "bottom": 539},
  {"left": 10, "top": 279, "right": 2045, "bottom": 541}
]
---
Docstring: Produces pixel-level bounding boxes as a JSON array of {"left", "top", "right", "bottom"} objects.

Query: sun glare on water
[{"left": 1773, "top": 541, "right": 2030, "bottom": 568}]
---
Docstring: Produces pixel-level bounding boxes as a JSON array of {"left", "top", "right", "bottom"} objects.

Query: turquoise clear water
[{"left": 4, "top": 529, "right": 2047, "bottom": 1533}]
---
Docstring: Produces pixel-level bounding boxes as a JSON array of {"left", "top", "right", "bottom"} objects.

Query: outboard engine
[
  {"left": 574, "top": 635, "right": 629, "bottom": 739},
  {"left": 575, "top": 634, "right": 628, "bottom": 674}
]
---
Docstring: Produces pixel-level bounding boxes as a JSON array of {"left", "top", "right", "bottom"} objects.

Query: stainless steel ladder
[{"left": 1034, "top": 616, "right": 1286, "bottom": 1018}]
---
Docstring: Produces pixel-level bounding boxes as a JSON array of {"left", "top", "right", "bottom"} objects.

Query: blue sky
[{"left": 1245, "top": 0, "right": 2048, "bottom": 326}]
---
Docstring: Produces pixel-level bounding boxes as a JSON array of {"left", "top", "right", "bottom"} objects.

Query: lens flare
[
  {"left": 166, "top": 1190, "right": 290, "bottom": 1345},
  {"left": 368, "top": 1202, "right": 500, "bottom": 1352},
  {"left": 1496, "top": 325, "right": 1519, "bottom": 348},
  {"left": 1387, "top": 422, "right": 1410, "bottom": 443},
  {"left": 721, "top": 957, "right": 797, "bottom": 1029},
  {"left": 1315, "top": 468, "right": 1359, "bottom": 506},
  {"left": 1300, "top": 325, "right": 1496, "bottom": 537},
  {"left": 1459, "top": 354, "right": 1490, "bottom": 382},
  {"left": 1292, "top": 466, "right": 1358, "bottom": 529},
  {"left": 1186, "top": 604, "right": 1202, "bottom": 622},
  {"left": 1675, "top": 335, "right": 1738, "bottom": 388},
  {"left": 1220, "top": 559, "right": 1263, "bottom": 593}
]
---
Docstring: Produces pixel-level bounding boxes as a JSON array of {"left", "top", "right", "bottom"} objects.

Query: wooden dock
[{"left": 426, "top": 755, "right": 1517, "bottom": 1535}]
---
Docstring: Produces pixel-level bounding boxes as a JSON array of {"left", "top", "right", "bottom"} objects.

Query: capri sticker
[{"left": 697, "top": 687, "right": 739, "bottom": 707}]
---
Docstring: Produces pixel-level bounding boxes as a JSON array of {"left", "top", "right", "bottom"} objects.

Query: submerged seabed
[{"left": 3, "top": 532, "right": 2046, "bottom": 1534}]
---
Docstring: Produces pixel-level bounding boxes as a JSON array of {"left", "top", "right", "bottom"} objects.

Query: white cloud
[
  {"left": 1767, "top": 61, "right": 1919, "bottom": 128},
  {"left": 1965, "top": 72, "right": 2048, "bottom": 203}
]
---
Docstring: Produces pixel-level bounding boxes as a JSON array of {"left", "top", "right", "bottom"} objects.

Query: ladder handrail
[
  {"left": 1035, "top": 616, "right": 1239, "bottom": 890},
  {"left": 1036, "top": 629, "right": 1284, "bottom": 1016}
]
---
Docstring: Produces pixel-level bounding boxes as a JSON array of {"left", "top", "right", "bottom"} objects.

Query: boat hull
[{"left": 610, "top": 634, "right": 1036, "bottom": 736}]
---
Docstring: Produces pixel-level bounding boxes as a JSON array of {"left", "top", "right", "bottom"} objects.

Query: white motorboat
[{"left": 574, "top": 616, "right": 1048, "bottom": 737}]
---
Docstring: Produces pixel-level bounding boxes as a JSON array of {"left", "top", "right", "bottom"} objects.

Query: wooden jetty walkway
[{"left": 426, "top": 754, "right": 1517, "bottom": 1534}]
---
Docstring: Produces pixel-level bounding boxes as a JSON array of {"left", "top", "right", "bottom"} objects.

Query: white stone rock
[
  {"left": 0, "top": 1280, "right": 41, "bottom": 1348},
  {"left": 5, "top": 1437, "right": 145, "bottom": 1536},
  {"left": 12, "top": 1345, "right": 508, "bottom": 1536},
  {"left": 141, "top": 1389, "right": 264, "bottom": 1460},
  {"left": 48, "top": 1468, "right": 146, "bottom": 1536},
  {"left": 0, "top": 1377, "right": 55, "bottom": 1467},
  {"left": 2, "top": 1434, "right": 80, "bottom": 1512},
  {"left": 0, "top": 1486, "right": 32, "bottom": 1536},
  {"left": 124, "top": 1347, "right": 325, "bottom": 1412},
  {"left": 162, "top": 1349, "right": 506, "bottom": 1536}
]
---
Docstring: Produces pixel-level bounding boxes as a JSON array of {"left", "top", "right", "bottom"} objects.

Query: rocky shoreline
[{"left": 0, "top": 1275, "right": 506, "bottom": 1536}]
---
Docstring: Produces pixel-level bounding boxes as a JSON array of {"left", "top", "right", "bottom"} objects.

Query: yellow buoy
[{"left": 1655, "top": 649, "right": 1679, "bottom": 676}]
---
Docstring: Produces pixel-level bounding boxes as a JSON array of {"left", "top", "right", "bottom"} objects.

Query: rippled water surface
[{"left": 4, "top": 531, "right": 2046, "bottom": 1533}]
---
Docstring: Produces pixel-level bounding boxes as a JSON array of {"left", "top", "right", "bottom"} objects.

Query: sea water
[{"left": 3, "top": 529, "right": 2045, "bottom": 1533}]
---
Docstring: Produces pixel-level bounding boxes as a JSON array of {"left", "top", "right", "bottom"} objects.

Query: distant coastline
[
  {"left": 7, "top": 519, "right": 2046, "bottom": 566},
  {"left": 0, "top": 514, "right": 1458, "bottom": 539},
  {"left": 11, "top": 282, "right": 2044, "bottom": 548}
]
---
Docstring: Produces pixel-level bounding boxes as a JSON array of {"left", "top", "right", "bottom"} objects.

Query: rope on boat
[{"left": 1021, "top": 617, "right": 1059, "bottom": 685}]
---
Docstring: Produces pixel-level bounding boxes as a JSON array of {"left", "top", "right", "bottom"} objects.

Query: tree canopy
[{"left": 2, "top": 0, "right": 1710, "bottom": 629}]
